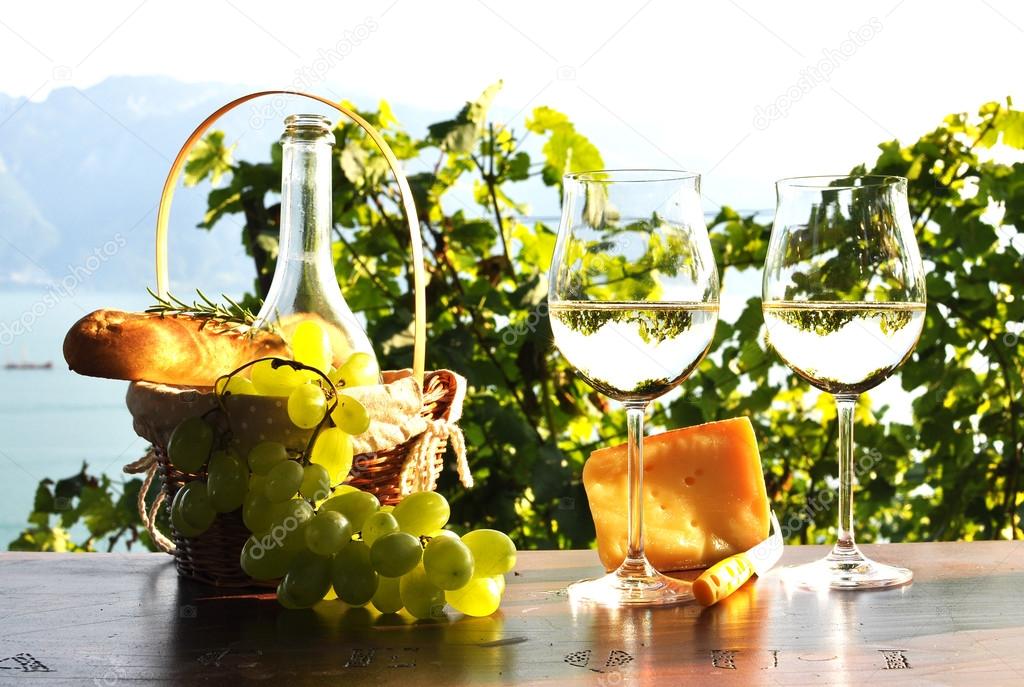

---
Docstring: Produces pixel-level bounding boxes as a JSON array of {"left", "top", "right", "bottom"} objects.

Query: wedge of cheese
[{"left": 583, "top": 417, "right": 770, "bottom": 572}]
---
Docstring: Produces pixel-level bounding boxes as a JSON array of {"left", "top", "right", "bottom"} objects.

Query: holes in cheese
[{"left": 582, "top": 417, "right": 770, "bottom": 572}]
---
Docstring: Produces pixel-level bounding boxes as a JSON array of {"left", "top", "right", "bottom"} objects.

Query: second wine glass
[
  {"left": 548, "top": 169, "right": 719, "bottom": 606},
  {"left": 762, "top": 174, "right": 926, "bottom": 589}
]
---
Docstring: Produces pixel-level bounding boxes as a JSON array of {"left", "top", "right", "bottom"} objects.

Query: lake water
[{"left": 0, "top": 289, "right": 149, "bottom": 548}]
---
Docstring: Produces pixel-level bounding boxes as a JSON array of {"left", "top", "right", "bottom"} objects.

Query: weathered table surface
[{"left": 0, "top": 543, "right": 1021, "bottom": 685}]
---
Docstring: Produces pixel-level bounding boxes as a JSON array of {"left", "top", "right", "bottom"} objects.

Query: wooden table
[{"left": 0, "top": 543, "right": 1021, "bottom": 685}]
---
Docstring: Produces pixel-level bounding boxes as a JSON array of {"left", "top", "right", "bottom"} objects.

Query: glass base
[
  {"left": 788, "top": 543, "right": 913, "bottom": 590},
  {"left": 568, "top": 558, "right": 694, "bottom": 607}
]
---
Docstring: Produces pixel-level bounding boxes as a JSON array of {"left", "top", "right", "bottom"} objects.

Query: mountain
[
  {"left": 0, "top": 155, "right": 60, "bottom": 284},
  {"left": 0, "top": 76, "right": 270, "bottom": 295},
  {"left": 0, "top": 75, "right": 579, "bottom": 297}
]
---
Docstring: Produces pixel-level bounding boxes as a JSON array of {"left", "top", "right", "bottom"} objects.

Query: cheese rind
[{"left": 583, "top": 417, "right": 770, "bottom": 572}]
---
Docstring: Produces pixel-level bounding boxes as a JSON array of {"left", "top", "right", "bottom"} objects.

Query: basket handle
[{"left": 155, "top": 90, "right": 426, "bottom": 385}]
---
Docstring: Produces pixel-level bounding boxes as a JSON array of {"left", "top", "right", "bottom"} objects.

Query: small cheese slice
[{"left": 583, "top": 417, "right": 770, "bottom": 572}]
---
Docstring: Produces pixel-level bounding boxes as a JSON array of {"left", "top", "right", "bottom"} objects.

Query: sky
[{"left": 1, "top": 0, "right": 1022, "bottom": 211}]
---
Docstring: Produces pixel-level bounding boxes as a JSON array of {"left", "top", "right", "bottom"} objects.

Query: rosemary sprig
[{"left": 146, "top": 288, "right": 260, "bottom": 332}]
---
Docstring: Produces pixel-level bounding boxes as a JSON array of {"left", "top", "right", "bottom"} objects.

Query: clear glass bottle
[{"left": 254, "top": 114, "right": 377, "bottom": 369}]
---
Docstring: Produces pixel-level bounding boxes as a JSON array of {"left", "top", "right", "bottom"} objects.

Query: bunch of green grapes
[
  {"left": 165, "top": 320, "right": 517, "bottom": 617},
  {"left": 255, "top": 489, "right": 517, "bottom": 616}
]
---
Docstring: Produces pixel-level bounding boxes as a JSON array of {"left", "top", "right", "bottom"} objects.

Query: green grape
[
  {"left": 426, "top": 529, "right": 458, "bottom": 541},
  {"left": 170, "top": 488, "right": 205, "bottom": 537},
  {"left": 362, "top": 511, "right": 400, "bottom": 546},
  {"left": 320, "top": 490, "right": 379, "bottom": 531},
  {"left": 248, "top": 441, "right": 288, "bottom": 475},
  {"left": 400, "top": 564, "right": 447, "bottom": 620},
  {"left": 331, "top": 541, "right": 379, "bottom": 606},
  {"left": 215, "top": 375, "right": 257, "bottom": 397},
  {"left": 243, "top": 488, "right": 273, "bottom": 534},
  {"left": 271, "top": 499, "right": 315, "bottom": 552},
  {"left": 240, "top": 534, "right": 295, "bottom": 580},
  {"left": 207, "top": 451, "right": 248, "bottom": 513},
  {"left": 251, "top": 359, "right": 313, "bottom": 396},
  {"left": 265, "top": 460, "right": 304, "bottom": 503},
  {"left": 393, "top": 491, "right": 450, "bottom": 537},
  {"left": 461, "top": 529, "right": 517, "bottom": 577},
  {"left": 278, "top": 551, "right": 333, "bottom": 608},
  {"left": 310, "top": 427, "right": 354, "bottom": 484},
  {"left": 290, "top": 320, "right": 332, "bottom": 373},
  {"left": 299, "top": 464, "right": 331, "bottom": 501},
  {"left": 331, "top": 393, "right": 370, "bottom": 435},
  {"left": 287, "top": 383, "right": 327, "bottom": 429},
  {"left": 371, "top": 575, "right": 403, "bottom": 614},
  {"left": 177, "top": 481, "right": 216, "bottom": 532},
  {"left": 422, "top": 536, "right": 474, "bottom": 590},
  {"left": 492, "top": 573, "right": 506, "bottom": 596},
  {"left": 167, "top": 416, "right": 214, "bottom": 474},
  {"left": 330, "top": 352, "right": 379, "bottom": 388},
  {"left": 276, "top": 583, "right": 305, "bottom": 610},
  {"left": 444, "top": 575, "right": 502, "bottom": 617},
  {"left": 369, "top": 532, "right": 423, "bottom": 577},
  {"left": 304, "top": 510, "right": 352, "bottom": 556}
]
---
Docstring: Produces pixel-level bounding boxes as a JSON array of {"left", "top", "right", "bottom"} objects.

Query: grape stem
[{"left": 213, "top": 356, "right": 340, "bottom": 466}]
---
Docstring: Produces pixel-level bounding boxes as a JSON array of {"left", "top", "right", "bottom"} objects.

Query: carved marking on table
[
  {"left": 345, "top": 648, "right": 376, "bottom": 668},
  {"left": 604, "top": 650, "right": 633, "bottom": 669},
  {"left": 711, "top": 649, "right": 737, "bottom": 670},
  {"left": 564, "top": 649, "right": 592, "bottom": 668},
  {"left": 0, "top": 653, "right": 52, "bottom": 672},
  {"left": 765, "top": 649, "right": 779, "bottom": 669},
  {"left": 197, "top": 648, "right": 230, "bottom": 668},
  {"left": 880, "top": 649, "right": 911, "bottom": 669},
  {"left": 386, "top": 647, "right": 418, "bottom": 669},
  {"left": 564, "top": 650, "right": 634, "bottom": 674},
  {"left": 339, "top": 647, "right": 419, "bottom": 670}
]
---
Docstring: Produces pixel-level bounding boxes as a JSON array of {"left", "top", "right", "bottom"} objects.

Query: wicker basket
[{"left": 125, "top": 91, "right": 470, "bottom": 588}]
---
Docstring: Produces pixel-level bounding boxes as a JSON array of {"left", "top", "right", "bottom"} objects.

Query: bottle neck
[
  {"left": 278, "top": 138, "right": 334, "bottom": 272},
  {"left": 252, "top": 115, "right": 375, "bottom": 364}
]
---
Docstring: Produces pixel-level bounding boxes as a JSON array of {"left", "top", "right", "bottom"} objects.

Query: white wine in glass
[
  {"left": 549, "top": 169, "right": 720, "bottom": 607},
  {"left": 763, "top": 175, "right": 926, "bottom": 590},
  {"left": 548, "top": 301, "right": 719, "bottom": 400}
]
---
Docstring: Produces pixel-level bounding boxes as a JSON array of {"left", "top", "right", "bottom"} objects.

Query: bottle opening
[{"left": 282, "top": 114, "right": 335, "bottom": 143}]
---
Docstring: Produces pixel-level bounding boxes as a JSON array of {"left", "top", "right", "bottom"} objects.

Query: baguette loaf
[{"left": 63, "top": 309, "right": 288, "bottom": 387}]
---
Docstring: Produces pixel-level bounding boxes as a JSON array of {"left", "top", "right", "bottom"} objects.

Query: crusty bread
[{"left": 63, "top": 309, "right": 288, "bottom": 386}]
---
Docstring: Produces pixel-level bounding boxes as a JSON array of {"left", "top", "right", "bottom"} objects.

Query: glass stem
[
  {"left": 834, "top": 394, "right": 859, "bottom": 555},
  {"left": 622, "top": 402, "right": 648, "bottom": 571}
]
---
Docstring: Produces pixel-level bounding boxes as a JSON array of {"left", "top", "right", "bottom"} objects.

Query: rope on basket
[
  {"left": 123, "top": 449, "right": 176, "bottom": 554},
  {"left": 400, "top": 418, "right": 474, "bottom": 494}
]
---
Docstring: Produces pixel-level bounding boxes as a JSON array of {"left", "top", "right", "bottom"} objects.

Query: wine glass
[
  {"left": 548, "top": 169, "right": 720, "bottom": 606},
  {"left": 762, "top": 175, "right": 926, "bottom": 589}
]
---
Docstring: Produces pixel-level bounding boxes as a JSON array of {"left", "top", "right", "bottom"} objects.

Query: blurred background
[{"left": 1, "top": 0, "right": 1021, "bottom": 550}]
